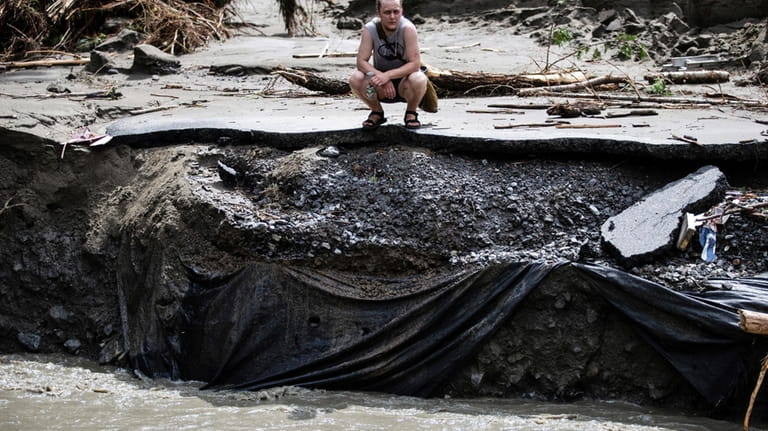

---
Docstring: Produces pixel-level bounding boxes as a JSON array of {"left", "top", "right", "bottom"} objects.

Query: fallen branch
[
  {"left": 467, "top": 109, "right": 525, "bottom": 114},
  {"left": 488, "top": 103, "right": 551, "bottom": 110},
  {"left": 0, "top": 195, "right": 24, "bottom": 216},
  {"left": 8, "top": 88, "right": 121, "bottom": 99},
  {"left": 555, "top": 123, "right": 622, "bottom": 129},
  {"left": 1, "top": 58, "right": 89, "bottom": 69},
  {"left": 516, "top": 74, "right": 631, "bottom": 96},
  {"left": 128, "top": 100, "right": 206, "bottom": 115},
  {"left": 442, "top": 42, "right": 481, "bottom": 50},
  {"left": 272, "top": 66, "right": 350, "bottom": 95},
  {"left": 292, "top": 52, "right": 357, "bottom": 59},
  {"left": 671, "top": 134, "right": 701, "bottom": 145},
  {"left": 745, "top": 355, "right": 768, "bottom": 431},
  {"left": 605, "top": 110, "right": 659, "bottom": 118},
  {"left": 494, "top": 121, "right": 569, "bottom": 129}
]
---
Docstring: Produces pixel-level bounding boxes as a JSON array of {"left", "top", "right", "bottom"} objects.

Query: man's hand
[{"left": 371, "top": 73, "right": 395, "bottom": 99}]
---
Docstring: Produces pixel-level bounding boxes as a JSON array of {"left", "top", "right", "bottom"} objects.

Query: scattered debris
[
  {"left": 671, "top": 134, "right": 701, "bottom": 145},
  {"left": 493, "top": 120, "right": 569, "bottom": 129},
  {"left": 516, "top": 74, "right": 631, "bottom": 97},
  {"left": 605, "top": 110, "right": 658, "bottom": 118},
  {"left": 546, "top": 102, "right": 602, "bottom": 118},
  {"left": 661, "top": 55, "right": 724, "bottom": 72},
  {"left": 0, "top": 58, "right": 89, "bottom": 69},
  {"left": 601, "top": 165, "right": 727, "bottom": 266},
  {"left": 555, "top": 123, "right": 622, "bottom": 129},
  {"left": 59, "top": 128, "right": 113, "bottom": 159}
]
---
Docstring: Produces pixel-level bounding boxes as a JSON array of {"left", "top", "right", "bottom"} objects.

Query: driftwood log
[
  {"left": 425, "top": 67, "right": 587, "bottom": 95},
  {"left": 516, "top": 74, "right": 632, "bottom": 96},
  {"left": 272, "top": 66, "right": 351, "bottom": 95},
  {"left": 645, "top": 70, "right": 730, "bottom": 84},
  {"left": 740, "top": 309, "right": 768, "bottom": 335},
  {"left": 270, "top": 66, "right": 592, "bottom": 97}
]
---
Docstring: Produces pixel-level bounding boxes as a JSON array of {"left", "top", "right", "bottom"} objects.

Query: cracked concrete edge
[{"left": 3, "top": 123, "right": 768, "bottom": 162}]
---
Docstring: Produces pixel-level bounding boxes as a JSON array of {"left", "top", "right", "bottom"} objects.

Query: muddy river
[{"left": 0, "top": 354, "right": 759, "bottom": 431}]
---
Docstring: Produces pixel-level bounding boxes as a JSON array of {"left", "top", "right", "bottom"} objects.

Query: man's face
[{"left": 377, "top": 0, "right": 403, "bottom": 32}]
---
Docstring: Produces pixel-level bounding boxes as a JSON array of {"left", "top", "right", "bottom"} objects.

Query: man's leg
[
  {"left": 398, "top": 71, "right": 428, "bottom": 126},
  {"left": 349, "top": 70, "right": 386, "bottom": 128}
]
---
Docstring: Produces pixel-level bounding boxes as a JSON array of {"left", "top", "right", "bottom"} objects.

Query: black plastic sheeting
[{"left": 119, "top": 260, "right": 768, "bottom": 407}]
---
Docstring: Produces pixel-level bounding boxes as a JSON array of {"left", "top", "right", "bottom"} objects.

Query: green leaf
[{"left": 552, "top": 27, "right": 573, "bottom": 47}]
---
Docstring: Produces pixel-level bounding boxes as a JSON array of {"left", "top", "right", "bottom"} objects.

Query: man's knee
[
  {"left": 349, "top": 70, "right": 364, "bottom": 86},
  {"left": 408, "top": 71, "right": 428, "bottom": 88}
]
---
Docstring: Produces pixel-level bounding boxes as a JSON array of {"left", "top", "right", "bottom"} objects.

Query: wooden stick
[
  {"left": 292, "top": 52, "right": 356, "bottom": 59},
  {"left": 467, "top": 109, "right": 525, "bottom": 114},
  {"left": 516, "top": 74, "right": 630, "bottom": 96},
  {"left": 443, "top": 42, "right": 481, "bottom": 50},
  {"left": 739, "top": 310, "right": 768, "bottom": 335},
  {"left": 488, "top": 103, "right": 551, "bottom": 110},
  {"left": 744, "top": 355, "right": 768, "bottom": 431},
  {"left": 2, "top": 59, "right": 89, "bottom": 69},
  {"left": 605, "top": 110, "right": 658, "bottom": 118},
  {"left": 555, "top": 124, "right": 622, "bottom": 129},
  {"left": 671, "top": 134, "right": 701, "bottom": 146},
  {"left": 494, "top": 121, "right": 569, "bottom": 129}
]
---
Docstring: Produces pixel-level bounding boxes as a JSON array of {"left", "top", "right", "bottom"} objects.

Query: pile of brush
[{"left": 0, "top": 0, "right": 234, "bottom": 61}]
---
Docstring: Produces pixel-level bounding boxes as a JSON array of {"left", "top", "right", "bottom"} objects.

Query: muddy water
[{"left": 0, "top": 354, "right": 755, "bottom": 431}]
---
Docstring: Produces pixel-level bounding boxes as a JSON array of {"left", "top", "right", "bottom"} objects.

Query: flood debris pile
[{"left": 0, "top": 0, "right": 233, "bottom": 61}]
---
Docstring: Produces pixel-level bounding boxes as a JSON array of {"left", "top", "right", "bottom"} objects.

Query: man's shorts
[{"left": 380, "top": 78, "right": 406, "bottom": 103}]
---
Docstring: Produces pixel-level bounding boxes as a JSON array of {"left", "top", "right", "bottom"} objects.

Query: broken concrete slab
[{"left": 600, "top": 165, "right": 728, "bottom": 266}]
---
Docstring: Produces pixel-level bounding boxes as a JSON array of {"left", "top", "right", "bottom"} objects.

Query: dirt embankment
[{"left": 1, "top": 134, "right": 767, "bottom": 418}]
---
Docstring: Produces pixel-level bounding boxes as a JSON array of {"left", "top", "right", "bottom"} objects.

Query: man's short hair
[{"left": 376, "top": 0, "right": 403, "bottom": 11}]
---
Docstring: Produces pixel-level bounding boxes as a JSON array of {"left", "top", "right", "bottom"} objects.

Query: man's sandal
[
  {"left": 362, "top": 111, "right": 387, "bottom": 130},
  {"left": 404, "top": 110, "right": 421, "bottom": 129}
]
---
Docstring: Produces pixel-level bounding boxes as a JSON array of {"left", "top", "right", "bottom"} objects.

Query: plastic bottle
[{"left": 365, "top": 72, "right": 376, "bottom": 99}]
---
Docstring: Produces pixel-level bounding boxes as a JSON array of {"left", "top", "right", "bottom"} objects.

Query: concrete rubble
[{"left": 600, "top": 165, "right": 728, "bottom": 265}]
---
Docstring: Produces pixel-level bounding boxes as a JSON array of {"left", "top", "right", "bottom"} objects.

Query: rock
[
  {"left": 99, "top": 337, "right": 124, "bottom": 364},
  {"left": 17, "top": 332, "right": 41, "bottom": 352},
  {"left": 659, "top": 11, "right": 690, "bottom": 34},
  {"left": 336, "top": 16, "right": 363, "bottom": 30},
  {"left": 319, "top": 146, "right": 340, "bottom": 158},
  {"left": 95, "top": 29, "right": 141, "bottom": 52},
  {"left": 85, "top": 50, "right": 115, "bottom": 74},
  {"left": 130, "top": 44, "right": 180, "bottom": 75},
  {"left": 600, "top": 166, "right": 728, "bottom": 266},
  {"left": 605, "top": 17, "right": 623, "bottom": 32},
  {"left": 46, "top": 83, "right": 70, "bottom": 94},
  {"left": 49, "top": 305, "right": 69, "bottom": 321},
  {"left": 597, "top": 9, "right": 617, "bottom": 24},
  {"left": 523, "top": 12, "right": 550, "bottom": 28},
  {"left": 64, "top": 338, "right": 81, "bottom": 354},
  {"left": 622, "top": 8, "right": 641, "bottom": 24}
]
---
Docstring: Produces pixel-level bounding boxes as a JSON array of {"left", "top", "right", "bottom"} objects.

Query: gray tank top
[{"left": 365, "top": 17, "right": 413, "bottom": 71}]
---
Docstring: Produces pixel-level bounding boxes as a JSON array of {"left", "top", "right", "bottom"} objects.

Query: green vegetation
[{"left": 645, "top": 78, "right": 672, "bottom": 96}]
